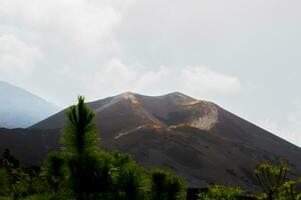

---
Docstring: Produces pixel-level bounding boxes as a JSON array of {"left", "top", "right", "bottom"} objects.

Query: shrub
[
  {"left": 150, "top": 168, "right": 187, "bottom": 200},
  {"left": 42, "top": 152, "right": 66, "bottom": 192},
  {"left": 254, "top": 161, "right": 289, "bottom": 200},
  {"left": 197, "top": 185, "right": 244, "bottom": 200},
  {"left": 114, "top": 163, "right": 150, "bottom": 200}
]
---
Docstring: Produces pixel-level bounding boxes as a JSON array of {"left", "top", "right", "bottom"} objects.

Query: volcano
[{"left": 1, "top": 92, "right": 300, "bottom": 191}]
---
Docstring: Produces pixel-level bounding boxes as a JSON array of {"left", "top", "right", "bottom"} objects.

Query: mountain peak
[
  {"left": 115, "top": 91, "right": 139, "bottom": 104},
  {"left": 166, "top": 91, "right": 188, "bottom": 96},
  {"left": 118, "top": 91, "right": 136, "bottom": 97},
  {"left": 120, "top": 91, "right": 135, "bottom": 94},
  {"left": 164, "top": 92, "right": 195, "bottom": 100}
]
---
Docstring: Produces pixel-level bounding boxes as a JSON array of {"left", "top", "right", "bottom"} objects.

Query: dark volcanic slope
[
  {"left": 3, "top": 92, "right": 301, "bottom": 191},
  {"left": 0, "top": 128, "right": 60, "bottom": 165}
]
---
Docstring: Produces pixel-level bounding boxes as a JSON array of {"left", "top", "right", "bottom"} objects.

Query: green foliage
[
  {"left": 254, "top": 161, "right": 289, "bottom": 200},
  {"left": 61, "top": 96, "right": 99, "bottom": 157},
  {"left": 0, "top": 149, "right": 21, "bottom": 186},
  {"left": 61, "top": 96, "right": 102, "bottom": 199},
  {"left": 114, "top": 164, "right": 150, "bottom": 200},
  {"left": 0, "top": 197, "right": 11, "bottom": 200},
  {"left": 68, "top": 153, "right": 109, "bottom": 198},
  {"left": 0, "top": 169, "right": 8, "bottom": 195},
  {"left": 111, "top": 152, "right": 134, "bottom": 167},
  {"left": 150, "top": 168, "right": 187, "bottom": 200},
  {"left": 21, "top": 194, "right": 50, "bottom": 200},
  {"left": 11, "top": 178, "right": 30, "bottom": 199},
  {"left": 0, "top": 149, "right": 20, "bottom": 170},
  {"left": 263, "top": 179, "right": 301, "bottom": 200},
  {"left": 274, "top": 180, "right": 301, "bottom": 200},
  {"left": 11, "top": 170, "right": 39, "bottom": 198},
  {"left": 197, "top": 185, "right": 244, "bottom": 200},
  {"left": 42, "top": 151, "right": 66, "bottom": 192},
  {"left": 21, "top": 192, "right": 73, "bottom": 200},
  {"left": 164, "top": 173, "right": 187, "bottom": 200}
]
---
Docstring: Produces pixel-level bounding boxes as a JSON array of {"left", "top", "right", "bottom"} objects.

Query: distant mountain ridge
[
  {"left": 0, "top": 81, "right": 60, "bottom": 128},
  {"left": 1, "top": 92, "right": 301, "bottom": 191}
]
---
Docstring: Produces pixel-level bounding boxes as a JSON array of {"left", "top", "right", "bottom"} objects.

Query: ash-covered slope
[
  {"left": 0, "top": 81, "right": 60, "bottom": 128},
  {"left": 32, "top": 92, "right": 219, "bottom": 134},
  {"left": 10, "top": 92, "right": 301, "bottom": 190}
]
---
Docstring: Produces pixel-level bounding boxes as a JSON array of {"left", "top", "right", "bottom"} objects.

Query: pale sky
[{"left": 0, "top": 0, "right": 301, "bottom": 146}]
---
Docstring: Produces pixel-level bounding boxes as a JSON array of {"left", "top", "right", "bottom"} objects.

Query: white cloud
[
  {"left": 99, "top": 58, "right": 137, "bottom": 92},
  {"left": 136, "top": 66, "right": 170, "bottom": 92},
  {"left": 87, "top": 59, "right": 241, "bottom": 100},
  {"left": 0, "top": 35, "right": 42, "bottom": 74},
  {"left": 180, "top": 66, "right": 241, "bottom": 95},
  {"left": 0, "top": 0, "right": 125, "bottom": 50}
]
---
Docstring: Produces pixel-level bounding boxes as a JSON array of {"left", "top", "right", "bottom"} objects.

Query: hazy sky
[{"left": 0, "top": 0, "right": 301, "bottom": 146}]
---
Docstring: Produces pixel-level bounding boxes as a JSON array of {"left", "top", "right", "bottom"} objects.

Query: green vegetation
[
  {"left": 254, "top": 161, "right": 288, "bottom": 200},
  {"left": 0, "top": 96, "right": 300, "bottom": 199},
  {"left": 150, "top": 168, "right": 187, "bottom": 200},
  {"left": 197, "top": 185, "right": 243, "bottom": 200},
  {"left": 196, "top": 162, "right": 301, "bottom": 200},
  {"left": 254, "top": 162, "right": 301, "bottom": 200}
]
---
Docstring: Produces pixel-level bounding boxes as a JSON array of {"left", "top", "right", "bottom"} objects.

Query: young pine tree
[
  {"left": 62, "top": 96, "right": 99, "bottom": 157},
  {"left": 61, "top": 96, "right": 101, "bottom": 200}
]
